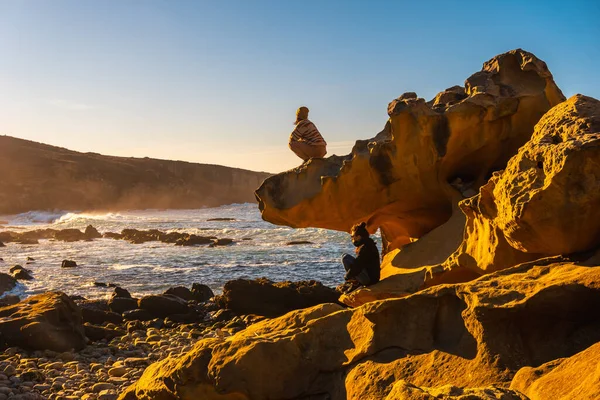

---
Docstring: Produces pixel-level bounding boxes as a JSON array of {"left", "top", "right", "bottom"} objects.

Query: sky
[{"left": 1, "top": 0, "right": 599, "bottom": 173}]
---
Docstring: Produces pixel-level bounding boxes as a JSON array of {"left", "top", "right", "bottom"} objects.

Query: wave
[{"left": 2, "top": 210, "right": 70, "bottom": 226}]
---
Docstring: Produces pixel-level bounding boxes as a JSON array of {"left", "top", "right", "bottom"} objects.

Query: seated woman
[
  {"left": 288, "top": 106, "right": 327, "bottom": 161},
  {"left": 341, "top": 222, "right": 381, "bottom": 293}
]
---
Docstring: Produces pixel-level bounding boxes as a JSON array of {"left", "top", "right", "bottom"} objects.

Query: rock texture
[
  {"left": 0, "top": 292, "right": 86, "bottom": 352},
  {"left": 215, "top": 278, "right": 340, "bottom": 317},
  {"left": 0, "top": 136, "right": 271, "bottom": 214},
  {"left": 255, "top": 49, "right": 565, "bottom": 252},
  {"left": 120, "top": 261, "right": 600, "bottom": 400}
]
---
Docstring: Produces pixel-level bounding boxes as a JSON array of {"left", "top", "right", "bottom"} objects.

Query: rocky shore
[{"left": 0, "top": 278, "right": 340, "bottom": 400}]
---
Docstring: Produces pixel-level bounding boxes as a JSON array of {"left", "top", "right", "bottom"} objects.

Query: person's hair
[
  {"left": 351, "top": 222, "right": 369, "bottom": 238},
  {"left": 295, "top": 106, "right": 309, "bottom": 124}
]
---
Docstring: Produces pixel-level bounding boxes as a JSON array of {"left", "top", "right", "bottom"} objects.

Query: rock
[
  {"left": 61, "top": 260, "right": 77, "bottom": 268},
  {"left": 0, "top": 295, "right": 20, "bottom": 307},
  {"left": 111, "top": 286, "right": 132, "bottom": 299},
  {"left": 191, "top": 283, "right": 214, "bottom": 302},
  {"left": 207, "top": 218, "right": 236, "bottom": 221},
  {"left": 122, "top": 309, "right": 154, "bottom": 322},
  {"left": 215, "top": 278, "right": 340, "bottom": 317},
  {"left": 175, "top": 234, "right": 214, "bottom": 246},
  {"left": 92, "top": 382, "right": 116, "bottom": 393},
  {"left": 84, "top": 323, "right": 124, "bottom": 342},
  {"left": 81, "top": 308, "right": 123, "bottom": 325},
  {"left": 120, "top": 262, "right": 600, "bottom": 400},
  {"left": 164, "top": 286, "right": 194, "bottom": 301},
  {"left": 0, "top": 273, "right": 17, "bottom": 296},
  {"left": 0, "top": 292, "right": 86, "bottom": 351},
  {"left": 255, "top": 49, "right": 565, "bottom": 253},
  {"left": 137, "top": 295, "right": 189, "bottom": 318},
  {"left": 511, "top": 341, "right": 600, "bottom": 399},
  {"left": 209, "top": 238, "right": 234, "bottom": 247},
  {"left": 108, "top": 297, "right": 138, "bottom": 314},
  {"left": 0, "top": 242, "right": 4, "bottom": 248},
  {"left": 286, "top": 240, "right": 313, "bottom": 245},
  {"left": 108, "top": 367, "right": 127, "bottom": 377},
  {"left": 85, "top": 225, "right": 102, "bottom": 239},
  {"left": 26, "top": 256, "right": 35, "bottom": 261},
  {"left": 54, "top": 228, "right": 86, "bottom": 242},
  {"left": 9, "top": 265, "right": 33, "bottom": 280}
]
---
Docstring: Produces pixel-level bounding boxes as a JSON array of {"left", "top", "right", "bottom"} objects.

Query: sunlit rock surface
[
  {"left": 255, "top": 49, "right": 565, "bottom": 253},
  {"left": 120, "top": 261, "right": 600, "bottom": 400}
]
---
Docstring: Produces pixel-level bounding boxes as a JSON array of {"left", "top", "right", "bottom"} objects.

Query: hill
[{"left": 0, "top": 135, "right": 271, "bottom": 214}]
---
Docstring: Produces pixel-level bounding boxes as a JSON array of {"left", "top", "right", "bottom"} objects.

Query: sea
[{"left": 0, "top": 203, "right": 373, "bottom": 300}]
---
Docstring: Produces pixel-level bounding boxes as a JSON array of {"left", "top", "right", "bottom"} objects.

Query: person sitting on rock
[
  {"left": 288, "top": 106, "right": 327, "bottom": 161},
  {"left": 341, "top": 222, "right": 380, "bottom": 293}
]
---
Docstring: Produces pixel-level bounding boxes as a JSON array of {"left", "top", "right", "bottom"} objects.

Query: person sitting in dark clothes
[{"left": 341, "top": 222, "right": 380, "bottom": 293}]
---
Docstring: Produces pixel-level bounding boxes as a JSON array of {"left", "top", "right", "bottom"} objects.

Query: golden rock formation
[
  {"left": 255, "top": 49, "right": 565, "bottom": 253},
  {"left": 120, "top": 261, "right": 600, "bottom": 400}
]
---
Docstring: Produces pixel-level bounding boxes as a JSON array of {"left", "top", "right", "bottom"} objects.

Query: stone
[
  {"left": 286, "top": 240, "right": 313, "bottom": 245},
  {"left": 175, "top": 234, "right": 214, "bottom": 246},
  {"left": 108, "top": 298, "right": 138, "bottom": 315},
  {"left": 122, "top": 309, "right": 154, "bottom": 322},
  {"left": 0, "top": 292, "right": 86, "bottom": 351},
  {"left": 84, "top": 225, "right": 102, "bottom": 239},
  {"left": 120, "top": 262, "right": 600, "bottom": 400},
  {"left": 206, "top": 218, "right": 236, "bottom": 221},
  {"left": 215, "top": 278, "right": 339, "bottom": 317},
  {"left": 9, "top": 265, "right": 33, "bottom": 281},
  {"left": 0, "top": 295, "right": 20, "bottom": 307},
  {"left": 0, "top": 273, "right": 17, "bottom": 296},
  {"left": 61, "top": 260, "right": 77, "bottom": 268},
  {"left": 84, "top": 324, "right": 124, "bottom": 342},
  {"left": 54, "top": 229, "right": 86, "bottom": 242},
  {"left": 137, "top": 295, "right": 189, "bottom": 318},
  {"left": 191, "top": 283, "right": 214, "bottom": 302},
  {"left": 255, "top": 49, "right": 565, "bottom": 253},
  {"left": 511, "top": 341, "right": 600, "bottom": 399},
  {"left": 208, "top": 238, "right": 234, "bottom": 247},
  {"left": 163, "top": 287, "right": 194, "bottom": 301}
]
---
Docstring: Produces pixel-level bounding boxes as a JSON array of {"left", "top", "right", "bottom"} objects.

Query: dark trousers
[{"left": 342, "top": 254, "right": 371, "bottom": 286}]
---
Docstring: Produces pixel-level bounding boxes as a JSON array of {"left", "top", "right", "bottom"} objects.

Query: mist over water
[{"left": 0, "top": 204, "right": 376, "bottom": 300}]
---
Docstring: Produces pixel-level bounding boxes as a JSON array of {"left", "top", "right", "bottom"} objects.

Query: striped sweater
[{"left": 290, "top": 120, "right": 327, "bottom": 145}]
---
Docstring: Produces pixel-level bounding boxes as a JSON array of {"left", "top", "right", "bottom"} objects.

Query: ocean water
[{"left": 0, "top": 203, "right": 374, "bottom": 300}]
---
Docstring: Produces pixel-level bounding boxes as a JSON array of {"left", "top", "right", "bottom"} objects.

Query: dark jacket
[{"left": 345, "top": 237, "right": 380, "bottom": 285}]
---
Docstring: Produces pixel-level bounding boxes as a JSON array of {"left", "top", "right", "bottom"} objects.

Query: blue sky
[{"left": 1, "top": 0, "right": 598, "bottom": 172}]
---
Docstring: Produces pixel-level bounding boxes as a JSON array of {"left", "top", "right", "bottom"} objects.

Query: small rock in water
[
  {"left": 286, "top": 240, "right": 314, "bottom": 245},
  {"left": 209, "top": 238, "right": 234, "bottom": 247},
  {"left": 26, "top": 257, "right": 35, "bottom": 261},
  {"left": 61, "top": 260, "right": 77, "bottom": 268},
  {"left": 206, "top": 217, "right": 236, "bottom": 221}
]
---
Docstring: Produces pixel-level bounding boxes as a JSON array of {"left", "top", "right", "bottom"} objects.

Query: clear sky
[{"left": 1, "top": 0, "right": 599, "bottom": 173}]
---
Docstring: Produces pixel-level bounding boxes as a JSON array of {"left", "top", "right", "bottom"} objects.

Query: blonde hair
[{"left": 295, "top": 106, "right": 309, "bottom": 124}]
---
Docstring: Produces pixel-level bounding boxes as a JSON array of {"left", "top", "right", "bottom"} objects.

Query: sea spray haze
[{"left": 0, "top": 203, "right": 380, "bottom": 299}]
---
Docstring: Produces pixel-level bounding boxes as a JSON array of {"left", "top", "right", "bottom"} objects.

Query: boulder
[
  {"left": 84, "top": 225, "right": 102, "bottom": 239},
  {"left": 81, "top": 307, "right": 123, "bottom": 325},
  {"left": 191, "top": 283, "right": 214, "bottom": 302},
  {"left": 510, "top": 341, "right": 600, "bottom": 399},
  {"left": 0, "top": 292, "right": 86, "bottom": 351},
  {"left": 61, "top": 260, "right": 77, "bottom": 268},
  {"left": 137, "top": 294, "right": 190, "bottom": 318},
  {"left": 0, "top": 295, "right": 20, "bottom": 307},
  {"left": 120, "top": 262, "right": 600, "bottom": 400},
  {"left": 123, "top": 309, "right": 155, "bottom": 322},
  {"left": 0, "top": 241, "right": 4, "bottom": 247},
  {"left": 215, "top": 278, "right": 340, "bottom": 317},
  {"left": 175, "top": 234, "right": 214, "bottom": 246},
  {"left": 112, "top": 287, "right": 132, "bottom": 299},
  {"left": 0, "top": 273, "right": 17, "bottom": 296},
  {"left": 54, "top": 228, "right": 86, "bottom": 242},
  {"left": 84, "top": 323, "right": 125, "bottom": 342},
  {"left": 109, "top": 297, "right": 138, "bottom": 314},
  {"left": 9, "top": 265, "right": 33, "bottom": 280},
  {"left": 164, "top": 286, "right": 194, "bottom": 301},
  {"left": 209, "top": 238, "right": 234, "bottom": 247},
  {"left": 255, "top": 49, "right": 565, "bottom": 253}
]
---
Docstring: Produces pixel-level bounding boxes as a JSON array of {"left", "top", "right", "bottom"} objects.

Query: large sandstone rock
[
  {"left": 441, "top": 94, "right": 600, "bottom": 280},
  {"left": 215, "top": 278, "right": 340, "bottom": 317},
  {"left": 256, "top": 49, "right": 565, "bottom": 252},
  {"left": 510, "top": 341, "right": 600, "bottom": 399},
  {"left": 0, "top": 292, "right": 86, "bottom": 351},
  {"left": 120, "top": 261, "right": 600, "bottom": 400}
]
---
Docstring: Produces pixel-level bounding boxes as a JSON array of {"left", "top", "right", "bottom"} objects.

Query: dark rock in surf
[
  {"left": 61, "top": 260, "right": 77, "bottom": 268},
  {"left": 138, "top": 294, "right": 190, "bottom": 318},
  {"left": 84, "top": 225, "right": 102, "bottom": 239},
  {"left": 209, "top": 238, "right": 234, "bottom": 247}
]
